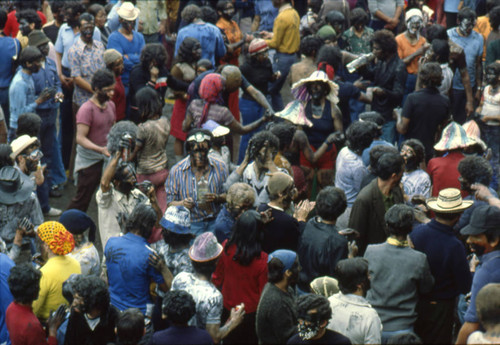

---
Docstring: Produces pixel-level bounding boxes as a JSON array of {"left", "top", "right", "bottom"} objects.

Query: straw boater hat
[
  {"left": 426, "top": 188, "right": 473, "bottom": 214},
  {"left": 117, "top": 2, "right": 140, "bottom": 21},
  {"left": 433, "top": 121, "right": 475, "bottom": 151},
  {"left": 291, "top": 70, "right": 339, "bottom": 105}
]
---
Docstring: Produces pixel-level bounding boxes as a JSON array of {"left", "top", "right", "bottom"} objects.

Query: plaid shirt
[{"left": 166, "top": 156, "right": 228, "bottom": 222}]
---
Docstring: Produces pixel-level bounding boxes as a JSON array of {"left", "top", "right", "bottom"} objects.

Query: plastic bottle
[
  {"left": 197, "top": 176, "right": 210, "bottom": 212},
  {"left": 346, "top": 53, "right": 375, "bottom": 73}
]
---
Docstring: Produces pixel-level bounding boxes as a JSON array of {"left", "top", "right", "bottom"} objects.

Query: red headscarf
[
  {"left": 198, "top": 73, "right": 225, "bottom": 127},
  {"left": 317, "top": 62, "right": 335, "bottom": 81}
]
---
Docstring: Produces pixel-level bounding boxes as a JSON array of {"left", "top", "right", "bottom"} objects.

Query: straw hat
[
  {"left": 10, "top": 135, "right": 38, "bottom": 160},
  {"left": 291, "top": 70, "right": 339, "bottom": 105},
  {"left": 462, "top": 120, "right": 487, "bottom": 151},
  {"left": 117, "top": 2, "right": 140, "bottom": 21},
  {"left": 274, "top": 101, "right": 313, "bottom": 127},
  {"left": 426, "top": 188, "right": 473, "bottom": 214},
  {"left": 433, "top": 121, "right": 475, "bottom": 151}
]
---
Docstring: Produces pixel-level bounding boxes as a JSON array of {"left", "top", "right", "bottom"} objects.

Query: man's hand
[
  {"left": 47, "top": 305, "right": 66, "bottom": 336},
  {"left": 263, "top": 108, "right": 274, "bottom": 121},
  {"left": 59, "top": 74, "right": 73, "bottom": 89},
  {"left": 182, "top": 197, "right": 195, "bottom": 209},
  {"left": 148, "top": 252, "right": 166, "bottom": 272},
  {"left": 228, "top": 304, "right": 246, "bottom": 328},
  {"left": 259, "top": 208, "right": 274, "bottom": 224},
  {"left": 204, "top": 193, "right": 218, "bottom": 204},
  {"left": 293, "top": 200, "right": 315, "bottom": 222},
  {"left": 353, "top": 77, "right": 370, "bottom": 90},
  {"left": 372, "top": 87, "right": 384, "bottom": 96},
  {"left": 260, "top": 31, "right": 272, "bottom": 39},
  {"left": 100, "top": 146, "right": 110, "bottom": 157},
  {"left": 36, "top": 89, "right": 53, "bottom": 104},
  {"left": 471, "top": 183, "right": 493, "bottom": 202}
]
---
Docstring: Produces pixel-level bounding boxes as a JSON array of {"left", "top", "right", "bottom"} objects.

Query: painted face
[
  {"left": 459, "top": 18, "right": 475, "bottom": 36},
  {"left": 222, "top": 4, "right": 235, "bottom": 19},
  {"left": 121, "top": 19, "right": 135, "bottom": 32},
  {"left": 255, "top": 144, "right": 277, "bottom": 169},
  {"left": 27, "top": 59, "right": 42, "bottom": 73},
  {"left": 298, "top": 317, "right": 321, "bottom": 341},
  {"left": 80, "top": 20, "right": 95, "bottom": 42},
  {"left": 96, "top": 84, "right": 115, "bottom": 103},
  {"left": 485, "top": 68, "right": 500, "bottom": 86},
  {"left": 466, "top": 233, "right": 493, "bottom": 256},
  {"left": 190, "top": 141, "right": 210, "bottom": 167},
  {"left": 307, "top": 82, "right": 328, "bottom": 103},
  {"left": 407, "top": 16, "right": 423, "bottom": 35},
  {"left": 372, "top": 43, "right": 384, "bottom": 60}
]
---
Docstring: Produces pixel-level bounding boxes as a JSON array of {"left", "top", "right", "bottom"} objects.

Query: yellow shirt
[
  {"left": 265, "top": 5, "right": 300, "bottom": 54},
  {"left": 32, "top": 255, "right": 81, "bottom": 320}
]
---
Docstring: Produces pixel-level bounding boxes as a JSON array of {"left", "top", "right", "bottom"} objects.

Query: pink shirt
[{"left": 76, "top": 99, "right": 116, "bottom": 147}]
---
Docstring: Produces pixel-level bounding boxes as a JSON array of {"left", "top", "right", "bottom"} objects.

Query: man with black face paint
[
  {"left": 288, "top": 294, "right": 351, "bottom": 344},
  {"left": 166, "top": 129, "right": 228, "bottom": 235},
  {"left": 328, "top": 258, "right": 382, "bottom": 344},
  {"left": 448, "top": 7, "right": 484, "bottom": 124},
  {"left": 410, "top": 188, "right": 473, "bottom": 344},
  {"left": 457, "top": 205, "right": 500, "bottom": 344}
]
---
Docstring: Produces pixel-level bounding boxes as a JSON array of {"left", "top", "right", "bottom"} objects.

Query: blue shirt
[
  {"left": 32, "top": 57, "right": 61, "bottom": 110},
  {"left": 107, "top": 30, "right": 145, "bottom": 88},
  {"left": 175, "top": 23, "right": 226, "bottom": 66},
  {"left": 448, "top": 28, "right": 483, "bottom": 90},
  {"left": 255, "top": 0, "right": 279, "bottom": 31},
  {"left": 104, "top": 232, "right": 164, "bottom": 314},
  {"left": 0, "top": 37, "right": 21, "bottom": 88},
  {"left": 106, "top": 3, "right": 139, "bottom": 32},
  {"left": 410, "top": 219, "right": 472, "bottom": 300},
  {"left": 54, "top": 24, "right": 102, "bottom": 69},
  {"left": 0, "top": 253, "right": 14, "bottom": 345},
  {"left": 362, "top": 139, "right": 393, "bottom": 166},
  {"left": 464, "top": 250, "right": 500, "bottom": 323},
  {"left": 444, "top": 0, "right": 461, "bottom": 12},
  {"left": 9, "top": 69, "right": 37, "bottom": 129},
  {"left": 214, "top": 206, "right": 235, "bottom": 243}
]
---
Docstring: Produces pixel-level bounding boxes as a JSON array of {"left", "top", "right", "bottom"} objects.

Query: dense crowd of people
[{"left": 0, "top": 0, "right": 500, "bottom": 344}]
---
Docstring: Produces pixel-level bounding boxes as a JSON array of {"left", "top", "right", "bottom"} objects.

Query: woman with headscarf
[
  {"left": 59, "top": 209, "right": 100, "bottom": 276},
  {"left": 310, "top": 276, "right": 340, "bottom": 298},
  {"left": 182, "top": 73, "right": 270, "bottom": 136},
  {"left": 169, "top": 38, "right": 202, "bottom": 163}
]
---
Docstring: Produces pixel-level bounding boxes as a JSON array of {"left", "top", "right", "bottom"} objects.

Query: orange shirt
[
  {"left": 217, "top": 17, "right": 243, "bottom": 65},
  {"left": 474, "top": 16, "right": 491, "bottom": 60},
  {"left": 396, "top": 33, "right": 427, "bottom": 74}
]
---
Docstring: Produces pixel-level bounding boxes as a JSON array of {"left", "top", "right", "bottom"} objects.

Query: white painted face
[{"left": 407, "top": 16, "right": 423, "bottom": 35}]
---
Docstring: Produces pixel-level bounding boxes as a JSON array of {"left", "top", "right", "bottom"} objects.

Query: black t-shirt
[
  {"left": 150, "top": 325, "right": 213, "bottom": 345},
  {"left": 240, "top": 59, "right": 274, "bottom": 98},
  {"left": 257, "top": 203, "right": 302, "bottom": 254},
  {"left": 287, "top": 329, "right": 352, "bottom": 344}
]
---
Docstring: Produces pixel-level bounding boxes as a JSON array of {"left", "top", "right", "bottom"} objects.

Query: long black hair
[{"left": 225, "top": 210, "right": 264, "bottom": 266}]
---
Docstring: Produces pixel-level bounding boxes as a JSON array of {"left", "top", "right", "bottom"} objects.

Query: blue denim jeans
[
  {"left": 268, "top": 52, "right": 297, "bottom": 111},
  {"left": 381, "top": 327, "right": 414, "bottom": 344},
  {"left": 480, "top": 124, "right": 500, "bottom": 190},
  {"left": 51, "top": 123, "right": 67, "bottom": 187},
  {"left": 0, "top": 87, "right": 10, "bottom": 129},
  {"left": 36, "top": 108, "right": 58, "bottom": 212},
  {"left": 381, "top": 120, "right": 397, "bottom": 145},
  {"left": 190, "top": 219, "right": 216, "bottom": 236},
  {"left": 238, "top": 97, "right": 265, "bottom": 164}
]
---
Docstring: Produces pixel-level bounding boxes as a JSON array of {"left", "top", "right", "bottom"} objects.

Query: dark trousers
[
  {"left": 446, "top": 12, "right": 458, "bottom": 28},
  {"left": 61, "top": 67, "right": 74, "bottom": 169},
  {"left": 415, "top": 299, "right": 455, "bottom": 344},
  {"left": 221, "top": 308, "right": 257, "bottom": 345},
  {"left": 36, "top": 108, "right": 57, "bottom": 213},
  {"left": 0, "top": 87, "right": 9, "bottom": 129},
  {"left": 67, "top": 161, "right": 103, "bottom": 212},
  {"left": 451, "top": 89, "right": 468, "bottom": 124}
]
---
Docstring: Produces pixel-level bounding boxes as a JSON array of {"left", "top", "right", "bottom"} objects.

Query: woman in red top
[{"left": 213, "top": 210, "right": 268, "bottom": 344}]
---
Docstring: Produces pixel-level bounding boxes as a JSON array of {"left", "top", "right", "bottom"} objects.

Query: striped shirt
[{"left": 166, "top": 156, "right": 228, "bottom": 222}]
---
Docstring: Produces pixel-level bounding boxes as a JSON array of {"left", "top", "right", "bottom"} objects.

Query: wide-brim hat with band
[
  {"left": 28, "top": 30, "right": 50, "bottom": 47},
  {"left": 291, "top": 70, "right": 339, "bottom": 105},
  {"left": 434, "top": 121, "right": 475, "bottom": 151},
  {"left": 117, "top": 2, "right": 140, "bottom": 21},
  {"left": 160, "top": 206, "right": 192, "bottom": 235},
  {"left": 0, "top": 166, "right": 34, "bottom": 205},
  {"left": 274, "top": 100, "right": 313, "bottom": 127},
  {"left": 189, "top": 232, "right": 223, "bottom": 262},
  {"left": 10, "top": 135, "right": 38, "bottom": 160},
  {"left": 426, "top": 188, "right": 473, "bottom": 214},
  {"left": 37, "top": 221, "right": 75, "bottom": 256},
  {"left": 462, "top": 120, "right": 487, "bottom": 151}
]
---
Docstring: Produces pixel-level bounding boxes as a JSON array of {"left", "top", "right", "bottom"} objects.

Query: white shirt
[{"left": 327, "top": 292, "right": 382, "bottom": 344}]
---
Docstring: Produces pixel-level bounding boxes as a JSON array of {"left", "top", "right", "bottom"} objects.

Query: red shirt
[
  {"left": 6, "top": 302, "right": 56, "bottom": 345},
  {"left": 112, "top": 76, "right": 126, "bottom": 121},
  {"left": 4, "top": 10, "right": 47, "bottom": 37},
  {"left": 76, "top": 99, "right": 116, "bottom": 147},
  {"left": 427, "top": 150, "right": 467, "bottom": 197},
  {"left": 212, "top": 241, "right": 268, "bottom": 313}
]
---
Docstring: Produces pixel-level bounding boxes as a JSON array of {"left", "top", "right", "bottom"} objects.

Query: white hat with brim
[
  {"left": 291, "top": 70, "right": 339, "bottom": 105},
  {"left": 10, "top": 135, "right": 38, "bottom": 160},
  {"left": 117, "top": 2, "right": 140, "bottom": 21},
  {"left": 462, "top": 120, "right": 487, "bottom": 151},
  {"left": 434, "top": 121, "right": 476, "bottom": 151},
  {"left": 426, "top": 188, "right": 473, "bottom": 214}
]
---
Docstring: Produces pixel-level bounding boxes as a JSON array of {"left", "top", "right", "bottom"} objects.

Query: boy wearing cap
[
  {"left": 410, "top": 188, "right": 473, "bottom": 344},
  {"left": 32, "top": 221, "right": 81, "bottom": 321},
  {"left": 456, "top": 205, "right": 500, "bottom": 344},
  {"left": 171, "top": 232, "right": 244, "bottom": 344}
]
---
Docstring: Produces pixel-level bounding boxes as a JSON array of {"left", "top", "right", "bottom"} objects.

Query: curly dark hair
[
  {"left": 316, "top": 186, "right": 347, "bottom": 222},
  {"left": 325, "top": 10, "right": 345, "bottom": 26},
  {"left": 458, "top": 7, "right": 477, "bottom": 22},
  {"left": 300, "top": 35, "right": 323, "bottom": 58},
  {"left": 78, "top": 12, "right": 95, "bottom": 26},
  {"left": 136, "top": 87, "right": 163, "bottom": 121},
  {"left": 16, "top": 9, "right": 42, "bottom": 29},
  {"left": 117, "top": 308, "right": 145, "bottom": 345},
  {"left": 372, "top": 29, "right": 398, "bottom": 55},
  {"left": 296, "top": 294, "right": 332, "bottom": 323},
  {"left": 0, "top": 144, "right": 13, "bottom": 169},
  {"left": 458, "top": 155, "right": 493, "bottom": 185},
  {"left": 335, "top": 258, "right": 369, "bottom": 294},
  {"left": 489, "top": 6, "right": 500, "bottom": 28},
  {"left": 106, "top": 120, "right": 138, "bottom": 155},
  {"left": 17, "top": 112, "right": 41, "bottom": 137},
  {"left": 162, "top": 290, "right": 196, "bottom": 324},
  {"left": 177, "top": 37, "right": 201, "bottom": 64},
  {"left": 201, "top": 5, "right": 218, "bottom": 24},
  {"left": 125, "top": 203, "right": 156, "bottom": 239},
  {"left": 431, "top": 39, "right": 450, "bottom": 64},
  {"left": 420, "top": 62, "right": 443, "bottom": 88},
  {"left": 376, "top": 152, "right": 404, "bottom": 180},
  {"left": 162, "top": 229, "right": 194, "bottom": 249},
  {"left": 369, "top": 145, "right": 398, "bottom": 170},
  {"left": 72, "top": 275, "right": 110, "bottom": 313},
  {"left": 346, "top": 121, "right": 378, "bottom": 155},
  {"left": 181, "top": 4, "right": 202, "bottom": 24},
  {"left": 401, "top": 138, "right": 425, "bottom": 166},
  {"left": 140, "top": 43, "right": 168, "bottom": 72},
  {"left": 63, "top": 1, "right": 86, "bottom": 17},
  {"left": 486, "top": 61, "right": 500, "bottom": 77},
  {"left": 316, "top": 45, "right": 342, "bottom": 71},
  {"left": 248, "top": 131, "right": 279, "bottom": 162},
  {"left": 91, "top": 68, "right": 115, "bottom": 91},
  {"left": 385, "top": 204, "right": 415, "bottom": 237},
  {"left": 270, "top": 122, "right": 296, "bottom": 151},
  {"left": 427, "top": 24, "right": 448, "bottom": 42},
  {"left": 226, "top": 210, "right": 264, "bottom": 266},
  {"left": 8, "top": 263, "right": 41, "bottom": 304},
  {"left": 350, "top": 8, "right": 370, "bottom": 26}
]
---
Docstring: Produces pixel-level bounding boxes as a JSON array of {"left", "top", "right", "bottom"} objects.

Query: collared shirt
[
  {"left": 107, "top": 30, "right": 145, "bottom": 88},
  {"left": 464, "top": 250, "right": 500, "bottom": 323},
  {"left": 166, "top": 156, "right": 228, "bottom": 223},
  {"left": 0, "top": 36, "right": 20, "bottom": 88},
  {"left": 32, "top": 57, "right": 61, "bottom": 110},
  {"left": 265, "top": 4, "right": 300, "bottom": 54},
  {"left": 150, "top": 240, "right": 193, "bottom": 279},
  {"left": 8, "top": 69, "right": 37, "bottom": 129},
  {"left": 54, "top": 24, "right": 102, "bottom": 69},
  {"left": 328, "top": 292, "right": 382, "bottom": 344},
  {"left": 96, "top": 185, "right": 148, "bottom": 248},
  {"left": 174, "top": 22, "right": 226, "bottom": 66},
  {"left": 136, "top": 0, "right": 167, "bottom": 35},
  {"left": 0, "top": 193, "right": 43, "bottom": 246},
  {"left": 342, "top": 27, "right": 375, "bottom": 55},
  {"left": 105, "top": 232, "right": 165, "bottom": 314},
  {"left": 67, "top": 38, "right": 105, "bottom": 106},
  {"left": 335, "top": 147, "right": 369, "bottom": 207},
  {"left": 254, "top": 0, "right": 279, "bottom": 31}
]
